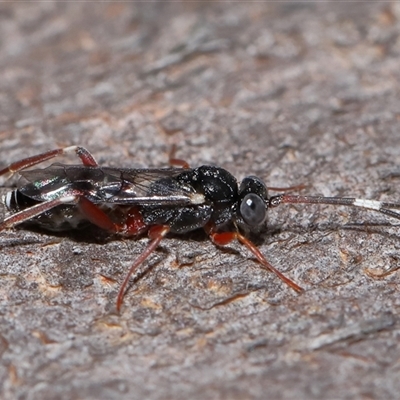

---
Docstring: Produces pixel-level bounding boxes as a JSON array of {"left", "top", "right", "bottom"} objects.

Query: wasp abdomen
[{"left": 4, "top": 189, "right": 38, "bottom": 213}]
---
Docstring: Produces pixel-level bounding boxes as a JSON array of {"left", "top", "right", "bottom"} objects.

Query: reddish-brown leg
[
  {"left": 169, "top": 158, "right": 190, "bottom": 169},
  {"left": 77, "top": 197, "right": 118, "bottom": 232},
  {"left": 78, "top": 200, "right": 165, "bottom": 312},
  {"left": 0, "top": 145, "right": 98, "bottom": 177},
  {"left": 207, "top": 228, "right": 304, "bottom": 294},
  {"left": 168, "top": 144, "right": 190, "bottom": 169},
  {"left": 123, "top": 207, "right": 148, "bottom": 236},
  {"left": 78, "top": 198, "right": 149, "bottom": 236},
  {"left": 116, "top": 225, "right": 170, "bottom": 312},
  {"left": 75, "top": 198, "right": 168, "bottom": 312}
]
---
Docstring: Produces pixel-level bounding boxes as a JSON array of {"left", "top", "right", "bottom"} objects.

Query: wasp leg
[
  {"left": 123, "top": 207, "right": 148, "bottom": 236},
  {"left": 116, "top": 225, "right": 170, "bottom": 312},
  {"left": 168, "top": 144, "right": 190, "bottom": 169},
  {"left": 206, "top": 226, "right": 304, "bottom": 294},
  {"left": 76, "top": 197, "right": 167, "bottom": 312},
  {"left": 169, "top": 158, "right": 190, "bottom": 169},
  {"left": 77, "top": 197, "right": 118, "bottom": 232},
  {"left": 0, "top": 195, "right": 78, "bottom": 231},
  {"left": 64, "top": 146, "right": 98, "bottom": 167},
  {"left": 0, "top": 145, "right": 98, "bottom": 177},
  {"left": 77, "top": 197, "right": 148, "bottom": 236}
]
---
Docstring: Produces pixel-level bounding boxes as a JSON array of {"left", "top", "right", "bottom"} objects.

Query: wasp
[{"left": 1, "top": 146, "right": 400, "bottom": 311}]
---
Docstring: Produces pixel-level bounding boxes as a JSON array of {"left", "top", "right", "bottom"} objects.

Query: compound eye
[{"left": 240, "top": 194, "right": 266, "bottom": 226}]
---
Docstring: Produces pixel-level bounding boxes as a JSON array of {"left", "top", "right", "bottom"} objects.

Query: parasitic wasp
[{"left": 1, "top": 146, "right": 400, "bottom": 311}]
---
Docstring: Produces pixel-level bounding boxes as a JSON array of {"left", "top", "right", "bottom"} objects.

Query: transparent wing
[
  {"left": 19, "top": 164, "right": 198, "bottom": 206},
  {"left": 106, "top": 167, "right": 196, "bottom": 205}
]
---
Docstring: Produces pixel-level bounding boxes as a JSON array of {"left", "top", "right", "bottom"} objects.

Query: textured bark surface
[{"left": 0, "top": 2, "right": 400, "bottom": 399}]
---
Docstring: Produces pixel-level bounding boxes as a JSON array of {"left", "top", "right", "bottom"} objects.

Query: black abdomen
[
  {"left": 3, "top": 189, "right": 87, "bottom": 231},
  {"left": 4, "top": 189, "right": 38, "bottom": 213}
]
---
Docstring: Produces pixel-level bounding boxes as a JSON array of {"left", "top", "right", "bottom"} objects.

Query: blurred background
[{"left": 1, "top": 2, "right": 400, "bottom": 399}]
